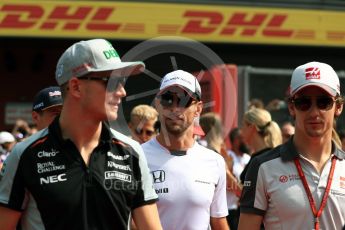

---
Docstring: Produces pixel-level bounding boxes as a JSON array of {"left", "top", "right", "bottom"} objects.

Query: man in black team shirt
[{"left": 0, "top": 39, "right": 162, "bottom": 230}]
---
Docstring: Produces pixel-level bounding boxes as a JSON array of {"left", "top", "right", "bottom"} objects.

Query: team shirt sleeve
[
  {"left": 210, "top": 156, "right": 228, "bottom": 218},
  {"left": 0, "top": 143, "right": 28, "bottom": 211},
  {"left": 240, "top": 157, "right": 267, "bottom": 216},
  {"left": 131, "top": 142, "right": 158, "bottom": 209}
]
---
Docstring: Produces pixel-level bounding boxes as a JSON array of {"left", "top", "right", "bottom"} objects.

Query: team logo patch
[
  {"left": 105, "top": 171, "right": 131, "bottom": 182},
  {"left": 151, "top": 170, "right": 165, "bottom": 183},
  {"left": 279, "top": 175, "right": 288, "bottom": 183},
  {"left": 340, "top": 176, "right": 345, "bottom": 189},
  {"left": 243, "top": 180, "right": 251, "bottom": 187},
  {"left": 305, "top": 67, "right": 320, "bottom": 80},
  {"left": 49, "top": 91, "right": 61, "bottom": 97}
]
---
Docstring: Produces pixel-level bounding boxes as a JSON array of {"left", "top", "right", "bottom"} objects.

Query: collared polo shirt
[
  {"left": 0, "top": 118, "right": 157, "bottom": 230},
  {"left": 240, "top": 138, "right": 345, "bottom": 229}
]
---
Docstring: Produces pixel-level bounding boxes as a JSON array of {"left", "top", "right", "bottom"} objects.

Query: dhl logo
[
  {"left": 181, "top": 10, "right": 293, "bottom": 37},
  {"left": 0, "top": 3, "right": 344, "bottom": 45},
  {"left": 0, "top": 4, "right": 297, "bottom": 38},
  {"left": 0, "top": 4, "right": 120, "bottom": 31}
]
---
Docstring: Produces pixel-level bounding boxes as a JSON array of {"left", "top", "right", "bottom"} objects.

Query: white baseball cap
[
  {"left": 0, "top": 131, "right": 15, "bottom": 144},
  {"left": 55, "top": 39, "right": 145, "bottom": 85},
  {"left": 290, "top": 61, "right": 340, "bottom": 97},
  {"left": 158, "top": 70, "right": 201, "bottom": 100}
]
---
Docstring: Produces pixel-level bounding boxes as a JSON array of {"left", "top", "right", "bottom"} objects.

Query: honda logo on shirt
[
  {"left": 151, "top": 170, "right": 165, "bottom": 183},
  {"left": 305, "top": 67, "right": 320, "bottom": 80}
]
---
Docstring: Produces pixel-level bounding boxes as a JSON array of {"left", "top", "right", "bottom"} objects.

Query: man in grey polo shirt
[{"left": 239, "top": 61, "right": 345, "bottom": 230}]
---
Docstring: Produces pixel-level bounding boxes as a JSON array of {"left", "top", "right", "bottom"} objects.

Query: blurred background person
[
  {"left": 338, "top": 129, "right": 345, "bottom": 151},
  {"left": 31, "top": 86, "right": 63, "bottom": 131},
  {"left": 128, "top": 104, "right": 158, "bottom": 144},
  {"left": 199, "top": 112, "right": 242, "bottom": 226},
  {"left": 239, "top": 108, "right": 282, "bottom": 230},
  {"left": 226, "top": 127, "right": 251, "bottom": 230},
  {"left": 240, "top": 108, "right": 282, "bottom": 184},
  {"left": 248, "top": 98, "right": 265, "bottom": 110},
  {"left": 11, "top": 119, "right": 33, "bottom": 142},
  {"left": 199, "top": 112, "right": 224, "bottom": 154},
  {"left": 0, "top": 131, "right": 16, "bottom": 170},
  {"left": 193, "top": 116, "right": 205, "bottom": 140},
  {"left": 280, "top": 121, "right": 295, "bottom": 143}
]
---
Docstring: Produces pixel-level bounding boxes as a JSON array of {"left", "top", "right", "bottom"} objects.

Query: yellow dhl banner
[{"left": 1, "top": 1, "right": 345, "bottom": 47}]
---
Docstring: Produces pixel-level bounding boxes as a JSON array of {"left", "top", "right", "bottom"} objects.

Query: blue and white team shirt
[{"left": 142, "top": 137, "right": 228, "bottom": 230}]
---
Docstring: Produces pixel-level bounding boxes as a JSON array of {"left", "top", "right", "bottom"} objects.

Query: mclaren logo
[{"left": 151, "top": 170, "right": 165, "bottom": 183}]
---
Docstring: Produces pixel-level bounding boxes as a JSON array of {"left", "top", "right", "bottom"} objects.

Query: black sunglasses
[
  {"left": 158, "top": 91, "right": 196, "bottom": 108},
  {"left": 79, "top": 76, "right": 126, "bottom": 92},
  {"left": 291, "top": 96, "right": 337, "bottom": 111},
  {"left": 135, "top": 128, "right": 155, "bottom": 136}
]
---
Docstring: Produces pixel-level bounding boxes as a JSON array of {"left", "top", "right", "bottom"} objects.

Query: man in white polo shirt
[
  {"left": 142, "top": 70, "right": 229, "bottom": 230},
  {"left": 239, "top": 61, "right": 345, "bottom": 230}
]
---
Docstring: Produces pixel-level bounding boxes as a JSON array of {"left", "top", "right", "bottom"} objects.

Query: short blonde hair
[
  {"left": 244, "top": 108, "right": 282, "bottom": 148},
  {"left": 130, "top": 104, "right": 158, "bottom": 122}
]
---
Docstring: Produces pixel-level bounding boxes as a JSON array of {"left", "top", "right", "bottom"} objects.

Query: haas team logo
[
  {"left": 305, "top": 67, "right": 320, "bottom": 80},
  {"left": 279, "top": 175, "right": 288, "bottom": 183}
]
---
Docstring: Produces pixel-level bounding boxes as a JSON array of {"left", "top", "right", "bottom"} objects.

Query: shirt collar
[
  {"left": 280, "top": 135, "right": 345, "bottom": 161},
  {"left": 49, "top": 116, "right": 113, "bottom": 146}
]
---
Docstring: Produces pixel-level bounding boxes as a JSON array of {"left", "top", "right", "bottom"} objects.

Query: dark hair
[
  {"left": 60, "top": 83, "right": 69, "bottom": 99},
  {"left": 229, "top": 128, "right": 240, "bottom": 144},
  {"left": 338, "top": 129, "right": 345, "bottom": 139}
]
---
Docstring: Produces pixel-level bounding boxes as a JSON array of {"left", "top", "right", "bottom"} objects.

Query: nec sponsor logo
[
  {"left": 40, "top": 173, "right": 67, "bottom": 185},
  {"left": 151, "top": 170, "right": 165, "bottom": 183},
  {"left": 305, "top": 67, "right": 321, "bottom": 80},
  {"left": 37, "top": 149, "right": 59, "bottom": 158}
]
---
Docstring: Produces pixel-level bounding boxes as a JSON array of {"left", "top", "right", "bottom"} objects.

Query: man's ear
[
  {"left": 287, "top": 100, "right": 296, "bottom": 118},
  {"left": 335, "top": 102, "right": 343, "bottom": 117},
  {"left": 153, "top": 97, "right": 158, "bottom": 107},
  {"left": 31, "top": 111, "right": 40, "bottom": 125},
  {"left": 194, "top": 101, "right": 203, "bottom": 117},
  {"left": 68, "top": 78, "right": 82, "bottom": 98}
]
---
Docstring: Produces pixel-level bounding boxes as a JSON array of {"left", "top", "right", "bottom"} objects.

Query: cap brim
[
  {"left": 41, "top": 104, "right": 63, "bottom": 111},
  {"left": 291, "top": 83, "right": 337, "bottom": 97},
  {"left": 92, "top": 61, "right": 145, "bottom": 77}
]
